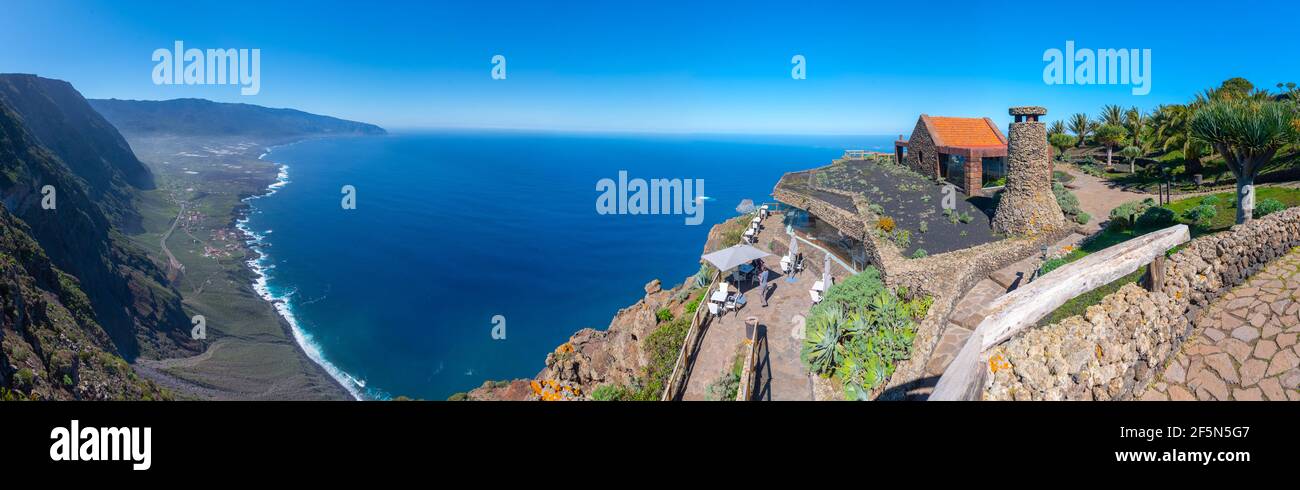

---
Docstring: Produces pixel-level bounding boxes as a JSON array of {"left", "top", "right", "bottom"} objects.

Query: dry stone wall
[{"left": 987, "top": 207, "right": 1300, "bottom": 400}]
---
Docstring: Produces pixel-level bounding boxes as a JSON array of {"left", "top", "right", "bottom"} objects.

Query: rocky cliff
[
  {"left": 0, "top": 83, "right": 196, "bottom": 363},
  {"left": 0, "top": 205, "right": 168, "bottom": 400},
  {"left": 0, "top": 74, "right": 155, "bottom": 231},
  {"left": 466, "top": 218, "right": 742, "bottom": 401}
]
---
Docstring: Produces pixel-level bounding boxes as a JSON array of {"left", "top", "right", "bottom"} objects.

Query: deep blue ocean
[{"left": 241, "top": 130, "right": 895, "bottom": 399}]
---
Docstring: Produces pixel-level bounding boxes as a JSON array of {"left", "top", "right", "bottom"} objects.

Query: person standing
[{"left": 759, "top": 265, "right": 771, "bottom": 307}]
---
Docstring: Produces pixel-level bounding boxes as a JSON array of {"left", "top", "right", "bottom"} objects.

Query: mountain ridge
[{"left": 88, "top": 97, "right": 386, "bottom": 138}]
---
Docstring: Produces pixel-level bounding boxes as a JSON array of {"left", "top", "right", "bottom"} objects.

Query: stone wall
[
  {"left": 986, "top": 207, "right": 1300, "bottom": 400},
  {"left": 902, "top": 117, "right": 939, "bottom": 179},
  {"left": 777, "top": 170, "right": 1069, "bottom": 399}
]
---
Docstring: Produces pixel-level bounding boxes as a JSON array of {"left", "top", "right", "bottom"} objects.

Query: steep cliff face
[
  {"left": 0, "top": 206, "right": 168, "bottom": 400},
  {"left": 0, "top": 74, "right": 154, "bottom": 231},
  {"left": 0, "top": 95, "right": 195, "bottom": 362}
]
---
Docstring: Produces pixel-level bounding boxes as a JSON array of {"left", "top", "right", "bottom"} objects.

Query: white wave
[{"left": 236, "top": 147, "right": 367, "bottom": 401}]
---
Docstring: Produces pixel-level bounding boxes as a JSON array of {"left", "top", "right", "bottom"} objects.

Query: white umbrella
[
  {"left": 701, "top": 244, "right": 773, "bottom": 272},
  {"left": 788, "top": 235, "right": 798, "bottom": 259},
  {"left": 822, "top": 253, "right": 832, "bottom": 290}
]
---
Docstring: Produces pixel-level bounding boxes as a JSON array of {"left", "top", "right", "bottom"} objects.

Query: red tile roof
[{"left": 924, "top": 116, "right": 1006, "bottom": 147}]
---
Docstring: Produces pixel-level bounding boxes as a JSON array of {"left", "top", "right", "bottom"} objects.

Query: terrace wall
[
  {"left": 986, "top": 207, "right": 1300, "bottom": 400},
  {"left": 775, "top": 176, "right": 1071, "bottom": 399}
]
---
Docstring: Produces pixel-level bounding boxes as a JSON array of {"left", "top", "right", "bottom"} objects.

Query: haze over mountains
[
  {"left": 0, "top": 73, "right": 383, "bottom": 399},
  {"left": 88, "top": 98, "right": 386, "bottom": 138}
]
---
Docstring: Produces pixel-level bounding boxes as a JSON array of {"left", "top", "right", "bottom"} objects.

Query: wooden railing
[
  {"left": 929, "top": 224, "right": 1191, "bottom": 401},
  {"left": 661, "top": 269, "right": 722, "bottom": 401}
]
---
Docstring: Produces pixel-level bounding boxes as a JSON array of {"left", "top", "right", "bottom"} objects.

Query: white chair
[
  {"left": 725, "top": 295, "right": 738, "bottom": 315},
  {"left": 812, "top": 280, "right": 825, "bottom": 293},
  {"left": 708, "top": 302, "right": 720, "bottom": 317},
  {"left": 810, "top": 289, "right": 822, "bottom": 304},
  {"left": 780, "top": 256, "right": 792, "bottom": 274}
]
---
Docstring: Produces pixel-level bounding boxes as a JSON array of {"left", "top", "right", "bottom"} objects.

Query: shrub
[
  {"left": 876, "top": 216, "right": 895, "bottom": 232},
  {"left": 684, "top": 295, "right": 702, "bottom": 315},
  {"left": 655, "top": 308, "right": 674, "bottom": 323},
  {"left": 1183, "top": 203, "right": 1218, "bottom": 226},
  {"left": 1136, "top": 206, "right": 1176, "bottom": 230},
  {"left": 917, "top": 221, "right": 928, "bottom": 233},
  {"left": 1109, "top": 198, "right": 1156, "bottom": 231},
  {"left": 1039, "top": 257, "right": 1069, "bottom": 276},
  {"left": 705, "top": 372, "right": 740, "bottom": 401},
  {"left": 1074, "top": 212, "right": 1091, "bottom": 225},
  {"left": 911, "top": 248, "right": 928, "bottom": 259},
  {"left": 958, "top": 211, "right": 974, "bottom": 224},
  {"left": 633, "top": 315, "right": 692, "bottom": 400},
  {"left": 891, "top": 229, "right": 911, "bottom": 249},
  {"left": 591, "top": 384, "right": 633, "bottom": 401},
  {"left": 1053, "top": 182, "right": 1082, "bottom": 216},
  {"left": 1255, "top": 198, "right": 1286, "bottom": 218},
  {"left": 1201, "top": 195, "right": 1221, "bottom": 206},
  {"left": 15, "top": 368, "right": 34, "bottom": 387}
]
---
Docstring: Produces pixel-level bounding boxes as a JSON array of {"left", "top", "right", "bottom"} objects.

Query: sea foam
[{"left": 235, "top": 149, "right": 370, "bottom": 400}]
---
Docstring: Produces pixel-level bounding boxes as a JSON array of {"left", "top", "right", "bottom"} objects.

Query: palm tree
[
  {"left": 1048, "top": 120, "right": 1065, "bottom": 137},
  {"left": 1067, "top": 113, "right": 1092, "bottom": 147},
  {"left": 1120, "top": 145, "right": 1142, "bottom": 174},
  {"left": 1124, "top": 107, "right": 1147, "bottom": 147},
  {"left": 1093, "top": 123, "right": 1128, "bottom": 168},
  {"left": 1100, "top": 104, "right": 1125, "bottom": 126},
  {"left": 1190, "top": 99, "right": 1300, "bottom": 223}
]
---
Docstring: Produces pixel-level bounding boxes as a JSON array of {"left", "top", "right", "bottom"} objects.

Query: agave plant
[
  {"left": 801, "top": 305, "right": 847, "bottom": 375},
  {"left": 835, "top": 349, "right": 880, "bottom": 401}
]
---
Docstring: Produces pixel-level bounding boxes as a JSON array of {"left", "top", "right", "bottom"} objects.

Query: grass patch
[{"left": 1040, "top": 266, "right": 1146, "bottom": 326}]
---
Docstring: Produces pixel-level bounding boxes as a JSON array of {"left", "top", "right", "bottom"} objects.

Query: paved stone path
[
  {"left": 682, "top": 213, "right": 848, "bottom": 401},
  {"left": 925, "top": 232, "right": 1087, "bottom": 377},
  {"left": 1142, "top": 248, "right": 1300, "bottom": 401},
  {"left": 1059, "top": 164, "right": 1155, "bottom": 234}
]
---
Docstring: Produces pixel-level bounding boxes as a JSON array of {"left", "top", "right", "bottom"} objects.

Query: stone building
[{"left": 893, "top": 114, "right": 1008, "bottom": 196}]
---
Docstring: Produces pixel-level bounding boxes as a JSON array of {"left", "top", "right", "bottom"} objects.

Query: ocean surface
[{"left": 240, "top": 130, "right": 896, "bottom": 399}]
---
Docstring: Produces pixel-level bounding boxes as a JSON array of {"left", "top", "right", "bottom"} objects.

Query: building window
[
  {"left": 982, "top": 157, "right": 1006, "bottom": 186},
  {"left": 944, "top": 154, "right": 966, "bottom": 187}
]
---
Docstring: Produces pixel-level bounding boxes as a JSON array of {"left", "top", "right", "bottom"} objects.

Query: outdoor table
[{"left": 711, "top": 290, "right": 729, "bottom": 303}]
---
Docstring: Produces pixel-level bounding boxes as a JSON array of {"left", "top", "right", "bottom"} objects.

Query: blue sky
[{"left": 2, "top": 0, "right": 1296, "bottom": 135}]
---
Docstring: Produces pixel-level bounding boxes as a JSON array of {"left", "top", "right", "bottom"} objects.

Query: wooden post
[
  {"left": 1146, "top": 255, "right": 1166, "bottom": 293},
  {"left": 930, "top": 225, "right": 1191, "bottom": 400}
]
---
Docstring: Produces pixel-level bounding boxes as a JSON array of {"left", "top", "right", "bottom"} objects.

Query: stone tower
[{"left": 991, "top": 106, "right": 1066, "bottom": 236}]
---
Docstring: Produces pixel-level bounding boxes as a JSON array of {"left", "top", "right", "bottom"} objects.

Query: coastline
[{"left": 235, "top": 145, "right": 366, "bottom": 400}]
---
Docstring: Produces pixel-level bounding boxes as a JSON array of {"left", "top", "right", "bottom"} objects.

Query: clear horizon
[{"left": 3, "top": 0, "right": 1298, "bottom": 135}]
